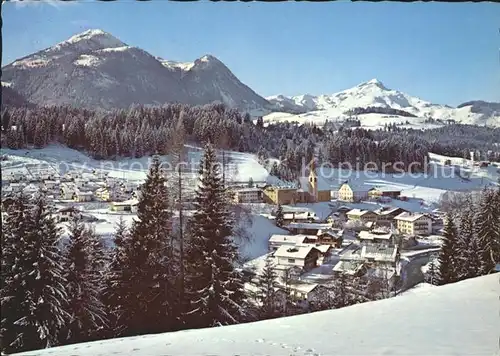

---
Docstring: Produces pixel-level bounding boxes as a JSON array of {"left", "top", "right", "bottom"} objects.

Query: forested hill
[{"left": 1, "top": 104, "right": 499, "bottom": 176}]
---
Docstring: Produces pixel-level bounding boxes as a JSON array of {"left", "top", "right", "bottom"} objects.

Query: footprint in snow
[{"left": 255, "top": 338, "right": 265, "bottom": 343}]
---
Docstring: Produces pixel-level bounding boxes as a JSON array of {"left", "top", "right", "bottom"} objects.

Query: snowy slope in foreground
[{"left": 16, "top": 274, "right": 499, "bottom": 356}]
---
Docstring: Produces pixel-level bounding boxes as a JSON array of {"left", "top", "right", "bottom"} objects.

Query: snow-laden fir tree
[
  {"left": 102, "top": 217, "right": 130, "bottom": 337},
  {"left": 437, "top": 212, "right": 460, "bottom": 285},
  {"left": 423, "top": 258, "right": 439, "bottom": 286},
  {"left": 1, "top": 194, "right": 69, "bottom": 354},
  {"left": 275, "top": 204, "right": 284, "bottom": 228},
  {"left": 255, "top": 255, "right": 281, "bottom": 320},
  {"left": 475, "top": 187, "right": 500, "bottom": 275},
  {"left": 59, "top": 216, "right": 107, "bottom": 345},
  {"left": 185, "top": 143, "right": 247, "bottom": 329},
  {"left": 106, "top": 156, "right": 176, "bottom": 337},
  {"left": 457, "top": 197, "right": 481, "bottom": 280}
]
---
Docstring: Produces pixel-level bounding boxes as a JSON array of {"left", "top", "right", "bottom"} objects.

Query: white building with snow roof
[
  {"left": 274, "top": 245, "right": 320, "bottom": 270},
  {"left": 394, "top": 212, "right": 432, "bottom": 236}
]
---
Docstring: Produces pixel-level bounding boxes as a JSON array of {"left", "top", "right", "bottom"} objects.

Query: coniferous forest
[{"left": 2, "top": 104, "right": 500, "bottom": 177}]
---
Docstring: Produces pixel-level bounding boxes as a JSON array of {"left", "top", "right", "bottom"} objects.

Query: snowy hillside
[
  {"left": 15, "top": 274, "right": 499, "bottom": 356},
  {"left": 2, "top": 29, "right": 270, "bottom": 112},
  {"left": 266, "top": 79, "right": 500, "bottom": 127}
]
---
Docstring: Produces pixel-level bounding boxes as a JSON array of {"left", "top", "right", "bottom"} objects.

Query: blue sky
[{"left": 3, "top": 1, "right": 499, "bottom": 106}]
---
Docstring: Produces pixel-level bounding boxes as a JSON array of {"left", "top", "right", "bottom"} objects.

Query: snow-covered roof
[
  {"left": 282, "top": 212, "right": 317, "bottom": 220},
  {"left": 394, "top": 212, "right": 429, "bottom": 222},
  {"left": 340, "top": 182, "right": 372, "bottom": 192},
  {"left": 375, "top": 206, "right": 405, "bottom": 216},
  {"left": 76, "top": 190, "right": 93, "bottom": 196},
  {"left": 111, "top": 198, "right": 139, "bottom": 206},
  {"left": 346, "top": 209, "right": 376, "bottom": 217},
  {"left": 289, "top": 282, "right": 319, "bottom": 295},
  {"left": 11, "top": 274, "right": 499, "bottom": 356},
  {"left": 370, "top": 186, "right": 402, "bottom": 193},
  {"left": 317, "top": 228, "right": 342, "bottom": 238},
  {"left": 332, "top": 260, "right": 365, "bottom": 275},
  {"left": 362, "top": 245, "right": 398, "bottom": 262},
  {"left": 269, "top": 234, "right": 310, "bottom": 245},
  {"left": 234, "top": 187, "right": 261, "bottom": 193},
  {"left": 297, "top": 175, "right": 331, "bottom": 192},
  {"left": 358, "top": 230, "right": 393, "bottom": 241},
  {"left": 274, "top": 245, "right": 318, "bottom": 259},
  {"left": 287, "top": 222, "right": 332, "bottom": 230}
]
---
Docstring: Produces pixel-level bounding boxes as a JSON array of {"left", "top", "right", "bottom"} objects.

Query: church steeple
[{"left": 308, "top": 158, "right": 318, "bottom": 202}]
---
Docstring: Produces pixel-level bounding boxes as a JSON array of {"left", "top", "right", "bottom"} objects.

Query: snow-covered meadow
[{"left": 14, "top": 274, "right": 499, "bottom": 356}]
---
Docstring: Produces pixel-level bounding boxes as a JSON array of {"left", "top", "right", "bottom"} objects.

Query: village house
[
  {"left": 394, "top": 212, "right": 432, "bottom": 236},
  {"left": 22, "top": 183, "right": 40, "bottom": 196},
  {"left": 110, "top": 198, "right": 139, "bottom": 213},
  {"left": 232, "top": 187, "right": 262, "bottom": 203},
  {"left": 60, "top": 182, "right": 76, "bottom": 200},
  {"left": 368, "top": 187, "right": 402, "bottom": 200},
  {"left": 273, "top": 245, "right": 320, "bottom": 271},
  {"left": 56, "top": 206, "right": 81, "bottom": 222},
  {"left": 262, "top": 186, "right": 297, "bottom": 205},
  {"left": 338, "top": 182, "right": 371, "bottom": 202},
  {"left": 43, "top": 180, "right": 60, "bottom": 191},
  {"left": 308, "top": 244, "right": 334, "bottom": 264},
  {"left": 286, "top": 222, "right": 333, "bottom": 235},
  {"left": 346, "top": 209, "right": 379, "bottom": 224},
  {"left": 374, "top": 207, "right": 407, "bottom": 226},
  {"left": 2, "top": 183, "right": 24, "bottom": 196},
  {"left": 73, "top": 189, "right": 93, "bottom": 202},
  {"left": 332, "top": 260, "right": 366, "bottom": 276},
  {"left": 288, "top": 283, "right": 329, "bottom": 305},
  {"left": 357, "top": 230, "right": 394, "bottom": 246},
  {"left": 277, "top": 211, "right": 320, "bottom": 226},
  {"left": 268, "top": 234, "right": 317, "bottom": 251},
  {"left": 316, "top": 228, "right": 343, "bottom": 247}
]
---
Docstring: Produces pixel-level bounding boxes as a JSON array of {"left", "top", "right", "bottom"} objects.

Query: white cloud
[{"left": 11, "top": 0, "right": 79, "bottom": 10}]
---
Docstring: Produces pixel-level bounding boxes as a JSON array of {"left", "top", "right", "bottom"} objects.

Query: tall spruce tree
[
  {"left": 457, "top": 198, "right": 481, "bottom": 280},
  {"left": 108, "top": 156, "right": 175, "bottom": 336},
  {"left": 255, "top": 255, "right": 280, "bottom": 320},
  {"left": 275, "top": 204, "right": 284, "bottom": 228},
  {"left": 438, "top": 213, "right": 460, "bottom": 285},
  {"left": 102, "top": 217, "right": 130, "bottom": 338},
  {"left": 1, "top": 194, "right": 69, "bottom": 353},
  {"left": 475, "top": 188, "right": 500, "bottom": 274},
  {"left": 185, "top": 143, "right": 246, "bottom": 328},
  {"left": 59, "top": 216, "right": 107, "bottom": 345}
]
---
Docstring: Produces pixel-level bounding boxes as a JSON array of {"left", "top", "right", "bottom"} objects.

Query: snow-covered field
[{"left": 15, "top": 274, "right": 500, "bottom": 356}]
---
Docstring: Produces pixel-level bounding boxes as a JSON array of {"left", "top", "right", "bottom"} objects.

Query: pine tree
[
  {"left": 185, "top": 143, "right": 247, "bottom": 328},
  {"left": 457, "top": 199, "right": 481, "bottom": 280},
  {"left": 275, "top": 204, "right": 284, "bottom": 228},
  {"left": 475, "top": 188, "right": 500, "bottom": 274},
  {"left": 1, "top": 194, "right": 69, "bottom": 353},
  {"left": 437, "top": 213, "right": 460, "bottom": 285},
  {"left": 248, "top": 177, "right": 254, "bottom": 188},
  {"left": 255, "top": 255, "right": 280, "bottom": 319},
  {"left": 424, "top": 258, "right": 439, "bottom": 286},
  {"left": 59, "top": 216, "right": 107, "bottom": 345},
  {"left": 102, "top": 217, "right": 130, "bottom": 338},
  {"left": 109, "top": 156, "right": 175, "bottom": 337}
]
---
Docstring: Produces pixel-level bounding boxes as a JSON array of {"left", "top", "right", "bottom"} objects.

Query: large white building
[
  {"left": 394, "top": 212, "right": 432, "bottom": 236},
  {"left": 338, "top": 182, "right": 371, "bottom": 202},
  {"left": 232, "top": 187, "right": 262, "bottom": 203}
]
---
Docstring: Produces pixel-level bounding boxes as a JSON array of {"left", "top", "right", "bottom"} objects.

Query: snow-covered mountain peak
[
  {"left": 48, "top": 29, "right": 126, "bottom": 54},
  {"left": 357, "top": 78, "right": 388, "bottom": 90}
]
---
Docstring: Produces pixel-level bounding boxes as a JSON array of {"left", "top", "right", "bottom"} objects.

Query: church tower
[{"left": 308, "top": 159, "right": 318, "bottom": 202}]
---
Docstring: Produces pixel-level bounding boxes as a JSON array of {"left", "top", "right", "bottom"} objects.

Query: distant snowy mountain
[
  {"left": 267, "top": 79, "right": 500, "bottom": 127},
  {"left": 158, "top": 54, "right": 270, "bottom": 110},
  {"left": 2, "top": 29, "right": 271, "bottom": 112},
  {"left": 14, "top": 274, "right": 500, "bottom": 356}
]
